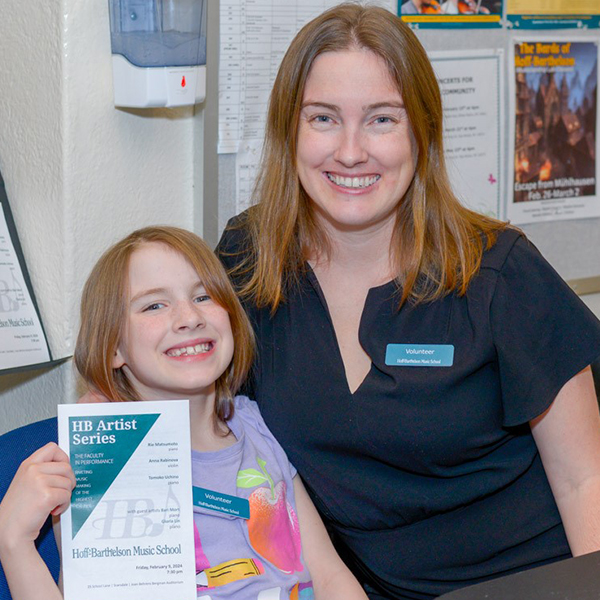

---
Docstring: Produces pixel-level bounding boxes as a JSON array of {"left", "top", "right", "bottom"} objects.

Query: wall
[{"left": 0, "top": 0, "right": 206, "bottom": 434}]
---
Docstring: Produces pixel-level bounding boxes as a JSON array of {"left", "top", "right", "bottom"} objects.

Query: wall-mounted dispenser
[{"left": 108, "top": 0, "right": 207, "bottom": 108}]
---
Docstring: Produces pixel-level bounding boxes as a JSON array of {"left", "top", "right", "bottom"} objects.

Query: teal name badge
[
  {"left": 193, "top": 486, "right": 250, "bottom": 519},
  {"left": 386, "top": 344, "right": 454, "bottom": 367}
]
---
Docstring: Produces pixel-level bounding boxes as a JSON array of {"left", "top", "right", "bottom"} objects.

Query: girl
[{"left": 0, "top": 226, "right": 367, "bottom": 600}]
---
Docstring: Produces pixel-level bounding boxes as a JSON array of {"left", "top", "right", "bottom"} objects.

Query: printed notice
[
  {"left": 430, "top": 50, "right": 504, "bottom": 218},
  {"left": 58, "top": 400, "right": 196, "bottom": 600},
  {"left": 0, "top": 198, "right": 51, "bottom": 371},
  {"left": 219, "top": 0, "right": 396, "bottom": 154}
]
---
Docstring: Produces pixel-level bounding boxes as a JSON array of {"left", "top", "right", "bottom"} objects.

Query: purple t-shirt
[{"left": 193, "top": 396, "right": 313, "bottom": 599}]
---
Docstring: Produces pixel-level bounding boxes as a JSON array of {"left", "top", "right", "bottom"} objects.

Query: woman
[{"left": 217, "top": 4, "right": 600, "bottom": 599}]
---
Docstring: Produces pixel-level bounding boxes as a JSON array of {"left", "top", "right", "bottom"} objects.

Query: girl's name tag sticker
[
  {"left": 193, "top": 486, "right": 250, "bottom": 519},
  {"left": 385, "top": 344, "right": 454, "bottom": 367}
]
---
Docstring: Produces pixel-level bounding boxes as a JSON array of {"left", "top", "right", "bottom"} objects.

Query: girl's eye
[
  {"left": 143, "top": 302, "right": 165, "bottom": 312},
  {"left": 194, "top": 294, "right": 211, "bottom": 304}
]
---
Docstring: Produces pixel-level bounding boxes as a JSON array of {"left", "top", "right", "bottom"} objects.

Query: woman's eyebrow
[
  {"left": 364, "top": 101, "right": 405, "bottom": 111},
  {"left": 301, "top": 101, "right": 339, "bottom": 111},
  {"left": 301, "top": 101, "right": 405, "bottom": 112}
]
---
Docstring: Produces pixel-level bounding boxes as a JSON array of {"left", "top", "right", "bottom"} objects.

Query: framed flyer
[
  {"left": 0, "top": 171, "right": 52, "bottom": 372},
  {"left": 508, "top": 38, "right": 599, "bottom": 224},
  {"left": 58, "top": 400, "right": 196, "bottom": 600}
]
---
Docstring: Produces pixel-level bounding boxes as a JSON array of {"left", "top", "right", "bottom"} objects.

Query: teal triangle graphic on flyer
[{"left": 69, "top": 413, "right": 160, "bottom": 538}]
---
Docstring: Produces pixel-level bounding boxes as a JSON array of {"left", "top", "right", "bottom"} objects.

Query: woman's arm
[
  {"left": 293, "top": 476, "right": 368, "bottom": 599},
  {"left": 531, "top": 366, "right": 600, "bottom": 556},
  {"left": 0, "top": 443, "right": 74, "bottom": 600}
]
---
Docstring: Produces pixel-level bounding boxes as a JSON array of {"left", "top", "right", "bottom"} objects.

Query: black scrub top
[{"left": 217, "top": 219, "right": 600, "bottom": 600}]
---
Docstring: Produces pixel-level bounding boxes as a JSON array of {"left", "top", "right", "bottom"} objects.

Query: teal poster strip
[
  {"left": 69, "top": 413, "right": 160, "bottom": 537},
  {"left": 507, "top": 15, "right": 600, "bottom": 29}
]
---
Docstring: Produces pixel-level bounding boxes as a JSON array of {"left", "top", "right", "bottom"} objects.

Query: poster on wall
[
  {"left": 399, "top": 0, "right": 502, "bottom": 28},
  {"left": 430, "top": 49, "right": 504, "bottom": 218},
  {"left": 506, "top": 0, "right": 600, "bottom": 29},
  {"left": 0, "top": 172, "right": 52, "bottom": 372},
  {"left": 508, "top": 38, "right": 599, "bottom": 224}
]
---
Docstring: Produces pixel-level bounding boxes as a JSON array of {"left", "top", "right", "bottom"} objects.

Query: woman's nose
[
  {"left": 173, "top": 301, "right": 205, "bottom": 330},
  {"left": 333, "top": 127, "right": 368, "bottom": 167}
]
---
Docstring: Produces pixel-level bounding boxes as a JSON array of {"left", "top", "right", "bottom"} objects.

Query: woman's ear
[{"left": 112, "top": 347, "right": 125, "bottom": 369}]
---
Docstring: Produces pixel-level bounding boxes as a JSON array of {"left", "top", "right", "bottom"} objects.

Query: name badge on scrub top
[
  {"left": 385, "top": 344, "right": 454, "bottom": 367},
  {"left": 193, "top": 486, "right": 250, "bottom": 519}
]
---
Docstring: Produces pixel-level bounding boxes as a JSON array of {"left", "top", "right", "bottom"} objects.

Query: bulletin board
[
  {"left": 413, "top": 27, "right": 600, "bottom": 288},
  {"left": 215, "top": 1, "right": 600, "bottom": 289}
]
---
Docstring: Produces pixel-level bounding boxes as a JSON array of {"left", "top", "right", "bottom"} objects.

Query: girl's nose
[
  {"left": 333, "top": 127, "right": 368, "bottom": 167},
  {"left": 173, "top": 301, "right": 205, "bottom": 330}
]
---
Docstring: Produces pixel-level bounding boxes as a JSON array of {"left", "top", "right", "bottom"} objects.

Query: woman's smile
[{"left": 325, "top": 172, "right": 381, "bottom": 190}]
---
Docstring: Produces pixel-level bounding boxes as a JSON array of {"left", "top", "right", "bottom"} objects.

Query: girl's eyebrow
[{"left": 130, "top": 288, "right": 167, "bottom": 304}]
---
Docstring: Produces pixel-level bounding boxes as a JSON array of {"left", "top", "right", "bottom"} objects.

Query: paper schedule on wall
[{"left": 0, "top": 171, "right": 51, "bottom": 372}]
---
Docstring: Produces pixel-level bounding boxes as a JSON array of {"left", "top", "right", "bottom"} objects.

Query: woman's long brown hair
[{"left": 225, "top": 3, "right": 508, "bottom": 309}]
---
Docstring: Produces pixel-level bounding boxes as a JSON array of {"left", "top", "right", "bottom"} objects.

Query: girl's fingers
[
  {"left": 19, "top": 443, "right": 76, "bottom": 489},
  {"left": 26, "top": 442, "right": 70, "bottom": 465},
  {"left": 31, "top": 462, "right": 77, "bottom": 489}
]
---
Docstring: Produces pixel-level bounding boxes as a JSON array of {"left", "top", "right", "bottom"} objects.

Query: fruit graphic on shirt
[{"left": 238, "top": 457, "right": 303, "bottom": 574}]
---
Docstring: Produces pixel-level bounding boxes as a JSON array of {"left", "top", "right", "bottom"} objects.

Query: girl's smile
[
  {"left": 113, "top": 242, "right": 234, "bottom": 404},
  {"left": 165, "top": 339, "right": 214, "bottom": 358}
]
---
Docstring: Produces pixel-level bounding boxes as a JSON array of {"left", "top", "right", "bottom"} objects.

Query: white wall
[{"left": 0, "top": 0, "right": 204, "bottom": 434}]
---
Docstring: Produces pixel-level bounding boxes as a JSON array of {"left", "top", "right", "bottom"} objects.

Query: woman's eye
[
  {"left": 194, "top": 294, "right": 211, "bottom": 303},
  {"left": 309, "top": 114, "right": 335, "bottom": 126},
  {"left": 373, "top": 116, "right": 395, "bottom": 125}
]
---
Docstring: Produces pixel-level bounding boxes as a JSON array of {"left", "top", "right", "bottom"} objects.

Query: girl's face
[
  {"left": 296, "top": 48, "right": 416, "bottom": 236},
  {"left": 113, "top": 242, "right": 234, "bottom": 404}
]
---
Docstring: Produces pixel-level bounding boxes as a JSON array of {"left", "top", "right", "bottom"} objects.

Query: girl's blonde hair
[
  {"left": 74, "top": 226, "right": 254, "bottom": 422},
  {"left": 226, "top": 3, "right": 507, "bottom": 308}
]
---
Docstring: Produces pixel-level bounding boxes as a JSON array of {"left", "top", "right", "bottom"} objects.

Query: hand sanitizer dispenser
[{"left": 108, "top": 0, "right": 207, "bottom": 108}]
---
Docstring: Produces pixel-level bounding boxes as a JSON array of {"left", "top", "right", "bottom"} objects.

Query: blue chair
[{"left": 0, "top": 418, "right": 59, "bottom": 600}]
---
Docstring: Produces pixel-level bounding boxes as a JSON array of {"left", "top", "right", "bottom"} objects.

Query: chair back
[{"left": 0, "top": 418, "right": 59, "bottom": 600}]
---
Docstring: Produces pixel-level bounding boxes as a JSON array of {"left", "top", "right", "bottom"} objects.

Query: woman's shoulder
[
  {"left": 479, "top": 227, "right": 525, "bottom": 273},
  {"left": 216, "top": 209, "right": 255, "bottom": 266}
]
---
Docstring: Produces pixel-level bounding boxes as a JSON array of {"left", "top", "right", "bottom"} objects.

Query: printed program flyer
[{"left": 58, "top": 400, "right": 196, "bottom": 600}]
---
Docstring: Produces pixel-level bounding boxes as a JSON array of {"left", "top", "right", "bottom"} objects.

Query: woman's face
[{"left": 297, "top": 48, "right": 417, "bottom": 236}]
